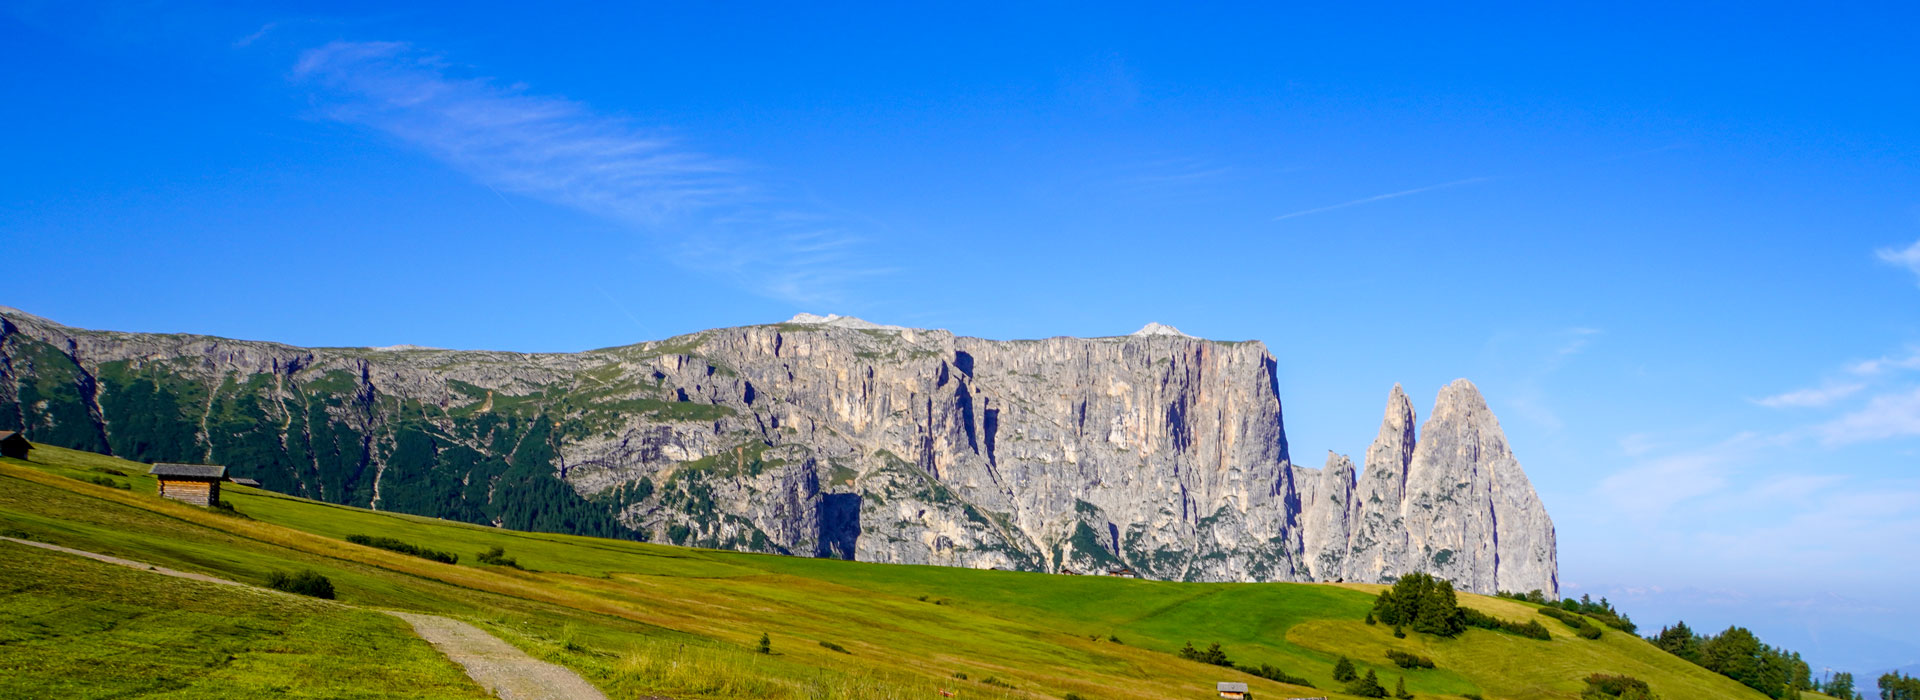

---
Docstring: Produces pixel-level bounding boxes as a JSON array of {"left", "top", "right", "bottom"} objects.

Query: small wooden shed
[
  {"left": 0, "top": 431, "right": 30, "bottom": 460},
  {"left": 150, "top": 463, "right": 227, "bottom": 506},
  {"left": 1216, "top": 681, "right": 1249, "bottom": 700}
]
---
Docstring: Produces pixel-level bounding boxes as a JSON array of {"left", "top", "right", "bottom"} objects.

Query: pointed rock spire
[{"left": 1345, "top": 384, "right": 1417, "bottom": 584}]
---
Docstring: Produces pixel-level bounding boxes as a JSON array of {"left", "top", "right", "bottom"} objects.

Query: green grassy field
[{"left": 0, "top": 444, "right": 1780, "bottom": 700}]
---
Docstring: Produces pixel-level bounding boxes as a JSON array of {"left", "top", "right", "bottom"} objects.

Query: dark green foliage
[
  {"left": 1386, "top": 649, "right": 1435, "bottom": 669},
  {"left": 10, "top": 339, "right": 109, "bottom": 453},
  {"left": 80, "top": 475, "right": 129, "bottom": 489},
  {"left": 1346, "top": 668, "right": 1387, "bottom": 698},
  {"left": 1107, "top": 634, "right": 1121, "bottom": 644},
  {"left": 1177, "top": 641, "right": 1231, "bottom": 667},
  {"left": 1649, "top": 622, "right": 1812, "bottom": 698},
  {"left": 1371, "top": 572, "right": 1465, "bottom": 636},
  {"left": 11, "top": 350, "right": 639, "bottom": 545},
  {"left": 1463, "top": 694, "right": 1486, "bottom": 700},
  {"left": 1392, "top": 625, "right": 1406, "bottom": 638},
  {"left": 475, "top": 546, "right": 521, "bottom": 569},
  {"left": 951, "top": 672, "right": 968, "bottom": 680},
  {"left": 1365, "top": 611, "right": 1376, "bottom": 625},
  {"left": 1821, "top": 671, "right": 1856, "bottom": 699},
  {"left": 980, "top": 677, "right": 1016, "bottom": 689},
  {"left": 1536, "top": 594, "right": 1638, "bottom": 633},
  {"left": 1064, "top": 694, "right": 1089, "bottom": 700},
  {"left": 818, "top": 640, "right": 849, "bottom": 654},
  {"left": 264, "top": 570, "right": 335, "bottom": 599},
  {"left": 345, "top": 534, "right": 458, "bottom": 564},
  {"left": 1880, "top": 671, "right": 1920, "bottom": 700},
  {"left": 1395, "top": 675, "right": 1412, "bottom": 699},
  {"left": 1582, "top": 673, "right": 1658, "bottom": 700},
  {"left": 1460, "top": 606, "right": 1552, "bottom": 640},
  {"left": 1540, "top": 606, "right": 1605, "bottom": 639},
  {"left": 1652, "top": 622, "right": 1702, "bottom": 663},
  {"left": 1242, "top": 662, "right": 1314, "bottom": 687},
  {"left": 1333, "top": 655, "right": 1358, "bottom": 682},
  {"left": 756, "top": 632, "right": 771, "bottom": 654}
]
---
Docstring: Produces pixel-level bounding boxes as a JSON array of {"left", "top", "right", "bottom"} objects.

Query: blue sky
[{"left": 5, "top": 1, "right": 1918, "bottom": 678}]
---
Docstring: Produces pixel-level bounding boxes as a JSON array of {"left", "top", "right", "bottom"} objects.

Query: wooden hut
[
  {"left": 0, "top": 431, "right": 30, "bottom": 460},
  {"left": 1216, "top": 681, "right": 1249, "bottom": 700},
  {"left": 150, "top": 463, "right": 227, "bottom": 506}
]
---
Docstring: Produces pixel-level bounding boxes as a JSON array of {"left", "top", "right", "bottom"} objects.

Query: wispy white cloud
[
  {"left": 234, "top": 21, "right": 277, "bottom": 48},
  {"left": 1754, "top": 382, "right": 1867, "bottom": 409},
  {"left": 1878, "top": 237, "right": 1920, "bottom": 285},
  {"left": 292, "top": 41, "right": 882, "bottom": 304},
  {"left": 1818, "top": 387, "right": 1920, "bottom": 445},
  {"left": 1272, "top": 176, "right": 1492, "bottom": 221},
  {"left": 1597, "top": 432, "right": 1770, "bottom": 519},
  {"left": 1848, "top": 348, "right": 1920, "bottom": 376}
]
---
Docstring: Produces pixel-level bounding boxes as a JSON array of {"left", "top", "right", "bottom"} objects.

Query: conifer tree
[{"left": 1334, "top": 655, "right": 1358, "bottom": 682}]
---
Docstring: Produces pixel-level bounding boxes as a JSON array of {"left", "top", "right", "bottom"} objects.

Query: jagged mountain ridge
[{"left": 0, "top": 307, "right": 1555, "bottom": 593}]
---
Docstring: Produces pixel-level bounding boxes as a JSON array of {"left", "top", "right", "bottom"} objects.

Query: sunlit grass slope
[{"left": 1, "top": 444, "right": 1774, "bottom": 700}]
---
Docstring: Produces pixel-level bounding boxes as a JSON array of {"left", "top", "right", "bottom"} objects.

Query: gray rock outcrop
[
  {"left": 1342, "top": 381, "right": 1558, "bottom": 597},
  {"left": 0, "top": 306, "right": 1554, "bottom": 593}
]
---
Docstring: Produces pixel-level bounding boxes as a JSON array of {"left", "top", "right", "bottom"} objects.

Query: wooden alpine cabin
[
  {"left": 0, "top": 431, "right": 30, "bottom": 460},
  {"left": 150, "top": 463, "right": 227, "bottom": 506},
  {"left": 1216, "top": 681, "right": 1249, "bottom": 700}
]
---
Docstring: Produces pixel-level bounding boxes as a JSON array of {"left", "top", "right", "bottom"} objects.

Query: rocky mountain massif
[{"left": 0, "top": 307, "right": 1556, "bottom": 594}]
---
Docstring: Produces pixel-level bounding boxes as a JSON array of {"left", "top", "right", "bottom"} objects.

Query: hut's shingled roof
[
  {"left": 1216, "top": 682, "right": 1249, "bottom": 693},
  {"left": 229, "top": 477, "right": 261, "bottom": 487},
  {"left": 149, "top": 463, "right": 227, "bottom": 479}
]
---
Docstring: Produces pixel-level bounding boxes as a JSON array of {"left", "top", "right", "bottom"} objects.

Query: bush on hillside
[
  {"left": 1346, "top": 669, "right": 1388, "bottom": 698},
  {"left": 1177, "top": 642, "right": 1232, "bottom": 667},
  {"left": 346, "top": 534, "right": 459, "bottom": 564},
  {"left": 265, "top": 570, "right": 335, "bottom": 599},
  {"left": 1242, "top": 662, "right": 1315, "bottom": 687},
  {"left": 1333, "top": 656, "right": 1358, "bottom": 682},
  {"left": 1372, "top": 573, "right": 1465, "bottom": 636},
  {"left": 1386, "top": 649, "right": 1436, "bottom": 669},
  {"left": 1581, "top": 673, "right": 1658, "bottom": 700},
  {"left": 476, "top": 546, "right": 521, "bottom": 569}
]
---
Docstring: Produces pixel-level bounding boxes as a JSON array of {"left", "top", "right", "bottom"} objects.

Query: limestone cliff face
[
  {"left": 0, "top": 307, "right": 1554, "bottom": 592},
  {"left": 1296, "top": 452, "right": 1355, "bottom": 581},
  {"left": 1338, "top": 381, "right": 1559, "bottom": 597}
]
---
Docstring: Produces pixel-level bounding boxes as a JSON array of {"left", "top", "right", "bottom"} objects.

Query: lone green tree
[
  {"left": 1333, "top": 655, "right": 1358, "bottom": 682},
  {"left": 757, "top": 632, "right": 771, "bottom": 654}
]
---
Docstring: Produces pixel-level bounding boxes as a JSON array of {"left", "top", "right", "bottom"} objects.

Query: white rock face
[
  {"left": 1130, "top": 322, "right": 1195, "bottom": 338},
  {"left": 1296, "top": 452, "right": 1357, "bottom": 580},
  {"left": 1346, "top": 384, "right": 1418, "bottom": 584}
]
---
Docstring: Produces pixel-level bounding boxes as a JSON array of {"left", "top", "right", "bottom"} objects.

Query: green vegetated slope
[{"left": 1, "top": 444, "right": 1773, "bottom": 700}]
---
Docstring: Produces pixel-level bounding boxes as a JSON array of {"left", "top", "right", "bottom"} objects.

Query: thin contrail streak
[{"left": 1273, "top": 176, "right": 1493, "bottom": 221}]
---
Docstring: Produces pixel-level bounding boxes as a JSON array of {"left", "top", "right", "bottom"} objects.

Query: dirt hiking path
[
  {"left": 387, "top": 612, "right": 609, "bottom": 700},
  {"left": 1, "top": 535, "right": 609, "bottom": 700}
]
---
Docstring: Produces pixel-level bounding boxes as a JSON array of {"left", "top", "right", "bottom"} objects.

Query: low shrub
[
  {"left": 980, "top": 677, "right": 1016, "bottom": 689},
  {"left": 476, "top": 546, "right": 522, "bottom": 569},
  {"left": 1178, "top": 641, "right": 1232, "bottom": 667},
  {"left": 346, "top": 534, "right": 459, "bottom": 564},
  {"left": 90, "top": 466, "right": 128, "bottom": 476},
  {"left": 1346, "top": 669, "right": 1388, "bottom": 698},
  {"left": 1541, "top": 607, "right": 1606, "bottom": 639},
  {"left": 265, "top": 570, "right": 335, "bottom": 599},
  {"left": 1242, "top": 662, "right": 1315, "bottom": 687},
  {"left": 951, "top": 672, "right": 968, "bottom": 680},
  {"left": 1461, "top": 607, "right": 1552, "bottom": 640},
  {"left": 818, "top": 640, "right": 849, "bottom": 654},
  {"left": 81, "top": 475, "right": 129, "bottom": 490},
  {"left": 1386, "top": 649, "right": 1436, "bottom": 669},
  {"left": 1582, "top": 673, "right": 1658, "bottom": 699}
]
